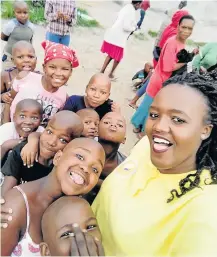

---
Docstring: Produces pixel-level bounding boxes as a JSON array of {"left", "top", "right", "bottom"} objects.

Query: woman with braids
[{"left": 91, "top": 72, "right": 217, "bottom": 256}]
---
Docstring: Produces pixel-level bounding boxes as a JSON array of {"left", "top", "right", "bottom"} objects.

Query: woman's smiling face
[{"left": 145, "top": 84, "right": 213, "bottom": 174}]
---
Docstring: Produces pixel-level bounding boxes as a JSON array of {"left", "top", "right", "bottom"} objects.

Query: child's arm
[
  {"left": 1, "top": 32, "right": 9, "bottom": 41},
  {"left": 1, "top": 143, "right": 24, "bottom": 192},
  {"left": 1, "top": 71, "right": 7, "bottom": 93},
  {"left": 20, "top": 132, "right": 41, "bottom": 168},
  {"left": 1, "top": 176, "right": 18, "bottom": 197},
  {"left": 1, "top": 139, "right": 22, "bottom": 160},
  {"left": 111, "top": 102, "right": 121, "bottom": 113},
  {"left": 1, "top": 189, "right": 26, "bottom": 256}
]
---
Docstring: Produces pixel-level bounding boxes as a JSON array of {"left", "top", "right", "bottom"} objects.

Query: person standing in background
[
  {"left": 137, "top": 0, "right": 150, "bottom": 29},
  {"left": 44, "top": 0, "right": 77, "bottom": 46},
  {"left": 1, "top": 1, "right": 34, "bottom": 70},
  {"left": 100, "top": 1, "right": 142, "bottom": 80}
]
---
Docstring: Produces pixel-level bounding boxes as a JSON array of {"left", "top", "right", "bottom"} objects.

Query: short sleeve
[
  {"left": 162, "top": 40, "right": 179, "bottom": 72},
  {"left": 63, "top": 95, "right": 84, "bottom": 112},
  {"left": 28, "top": 22, "right": 35, "bottom": 33},
  {"left": 2, "top": 20, "right": 16, "bottom": 36},
  {"left": 0, "top": 123, "right": 15, "bottom": 145},
  {"left": 36, "top": 126, "right": 45, "bottom": 133},
  {"left": 170, "top": 186, "right": 217, "bottom": 257},
  {"left": 1, "top": 142, "right": 25, "bottom": 181}
]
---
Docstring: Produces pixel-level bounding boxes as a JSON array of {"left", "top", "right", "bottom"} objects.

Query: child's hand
[
  {"left": 16, "top": 71, "right": 30, "bottom": 80},
  {"left": 57, "top": 11, "right": 64, "bottom": 19},
  {"left": 70, "top": 224, "right": 104, "bottom": 256},
  {"left": 20, "top": 141, "right": 39, "bottom": 168},
  {"left": 111, "top": 102, "right": 121, "bottom": 113},
  {"left": 1, "top": 92, "right": 13, "bottom": 104},
  {"left": 3, "top": 139, "right": 23, "bottom": 151},
  {"left": 64, "top": 15, "right": 71, "bottom": 22},
  {"left": 0, "top": 198, "right": 13, "bottom": 229}
]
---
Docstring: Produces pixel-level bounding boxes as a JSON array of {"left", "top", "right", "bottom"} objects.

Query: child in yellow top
[{"left": 92, "top": 72, "right": 217, "bottom": 256}]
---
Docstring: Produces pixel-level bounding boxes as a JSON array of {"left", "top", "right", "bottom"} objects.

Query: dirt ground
[{"left": 1, "top": 1, "right": 216, "bottom": 155}]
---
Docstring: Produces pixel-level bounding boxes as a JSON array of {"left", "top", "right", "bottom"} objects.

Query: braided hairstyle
[{"left": 163, "top": 72, "right": 217, "bottom": 203}]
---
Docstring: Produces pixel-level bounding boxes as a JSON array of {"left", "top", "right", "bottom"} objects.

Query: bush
[
  {"left": 148, "top": 30, "right": 158, "bottom": 38},
  {"left": 1, "top": 0, "right": 99, "bottom": 27}
]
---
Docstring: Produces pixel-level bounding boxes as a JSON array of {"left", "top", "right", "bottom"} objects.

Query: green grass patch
[
  {"left": 148, "top": 30, "right": 158, "bottom": 38},
  {"left": 1, "top": 1, "right": 99, "bottom": 27},
  {"left": 133, "top": 32, "right": 148, "bottom": 41}
]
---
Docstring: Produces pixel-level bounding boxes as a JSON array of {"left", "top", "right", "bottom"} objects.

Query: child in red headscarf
[
  {"left": 153, "top": 10, "right": 189, "bottom": 67},
  {"left": 7, "top": 41, "right": 79, "bottom": 127}
]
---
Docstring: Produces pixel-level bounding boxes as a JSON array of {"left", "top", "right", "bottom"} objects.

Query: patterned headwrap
[{"left": 41, "top": 40, "right": 79, "bottom": 68}]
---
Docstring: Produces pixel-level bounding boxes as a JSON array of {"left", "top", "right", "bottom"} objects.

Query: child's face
[
  {"left": 40, "top": 198, "right": 101, "bottom": 256},
  {"left": 14, "top": 7, "right": 29, "bottom": 24},
  {"left": 54, "top": 139, "right": 105, "bottom": 196},
  {"left": 43, "top": 59, "right": 72, "bottom": 89},
  {"left": 39, "top": 119, "right": 77, "bottom": 160},
  {"left": 99, "top": 112, "right": 126, "bottom": 144},
  {"left": 144, "top": 63, "right": 153, "bottom": 73},
  {"left": 85, "top": 80, "right": 110, "bottom": 108},
  {"left": 12, "top": 47, "right": 37, "bottom": 72},
  {"left": 13, "top": 106, "right": 42, "bottom": 138},
  {"left": 81, "top": 114, "right": 99, "bottom": 139}
]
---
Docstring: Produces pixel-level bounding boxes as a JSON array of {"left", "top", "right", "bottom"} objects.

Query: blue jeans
[
  {"left": 137, "top": 78, "right": 150, "bottom": 97},
  {"left": 46, "top": 32, "right": 70, "bottom": 46},
  {"left": 137, "top": 9, "right": 146, "bottom": 28}
]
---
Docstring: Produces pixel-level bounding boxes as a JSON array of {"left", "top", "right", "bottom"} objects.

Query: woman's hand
[
  {"left": 70, "top": 224, "right": 104, "bottom": 256},
  {"left": 111, "top": 102, "right": 121, "bottom": 113},
  {"left": 0, "top": 198, "right": 13, "bottom": 229},
  {"left": 1, "top": 92, "right": 13, "bottom": 104},
  {"left": 192, "top": 48, "right": 199, "bottom": 55},
  {"left": 20, "top": 141, "right": 39, "bottom": 168}
]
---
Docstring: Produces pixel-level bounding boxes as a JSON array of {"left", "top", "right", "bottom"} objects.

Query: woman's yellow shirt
[{"left": 92, "top": 136, "right": 217, "bottom": 256}]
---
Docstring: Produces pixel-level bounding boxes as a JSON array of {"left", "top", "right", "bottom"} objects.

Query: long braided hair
[{"left": 163, "top": 72, "right": 217, "bottom": 203}]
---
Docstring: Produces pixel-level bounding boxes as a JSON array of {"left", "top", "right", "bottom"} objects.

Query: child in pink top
[{"left": 9, "top": 40, "right": 79, "bottom": 126}]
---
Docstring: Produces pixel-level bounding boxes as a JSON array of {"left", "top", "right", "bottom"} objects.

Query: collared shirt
[
  {"left": 45, "top": 0, "right": 77, "bottom": 36},
  {"left": 92, "top": 136, "right": 217, "bottom": 256}
]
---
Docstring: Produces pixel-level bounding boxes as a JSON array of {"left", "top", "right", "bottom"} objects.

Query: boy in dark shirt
[
  {"left": 84, "top": 112, "right": 127, "bottom": 204},
  {"left": 63, "top": 73, "right": 120, "bottom": 119},
  {"left": 1, "top": 110, "right": 83, "bottom": 196}
]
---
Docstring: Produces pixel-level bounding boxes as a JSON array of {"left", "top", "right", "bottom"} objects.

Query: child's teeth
[{"left": 153, "top": 137, "right": 170, "bottom": 145}]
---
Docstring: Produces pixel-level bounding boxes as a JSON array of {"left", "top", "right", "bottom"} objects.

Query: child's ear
[
  {"left": 122, "top": 137, "right": 126, "bottom": 144},
  {"left": 53, "top": 150, "right": 63, "bottom": 166},
  {"left": 42, "top": 63, "right": 45, "bottom": 73},
  {"left": 40, "top": 242, "right": 51, "bottom": 256}
]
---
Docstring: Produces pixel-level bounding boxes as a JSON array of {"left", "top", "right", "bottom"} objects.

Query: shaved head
[
  {"left": 12, "top": 41, "right": 35, "bottom": 56},
  {"left": 88, "top": 73, "right": 111, "bottom": 90},
  {"left": 76, "top": 108, "right": 99, "bottom": 120},
  {"left": 15, "top": 99, "right": 43, "bottom": 115},
  {"left": 13, "top": 1, "right": 28, "bottom": 10},
  {"left": 48, "top": 111, "right": 84, "bottom": 139}
]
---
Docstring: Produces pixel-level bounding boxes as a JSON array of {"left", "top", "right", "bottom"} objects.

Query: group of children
[{"left": 0, "top": 1, "right": 127, "bottom": 255}]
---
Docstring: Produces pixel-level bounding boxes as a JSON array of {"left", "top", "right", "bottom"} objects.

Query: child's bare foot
[
  {"left": 128, "top": 100, "right": 138, "bottom": 109},
  {"left": 137, "top": 131, "right": 146, "bottom": 139},
  {"left": 133, "top": 127, "right": 141, "bottom": 133}
]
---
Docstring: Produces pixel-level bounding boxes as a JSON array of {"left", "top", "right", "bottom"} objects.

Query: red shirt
[
  {"left": 147, "top": 36, "right": 185, "bottom": 98},
  {"left": 141, "top": 0, "right": 150, "bottom": 11}
]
